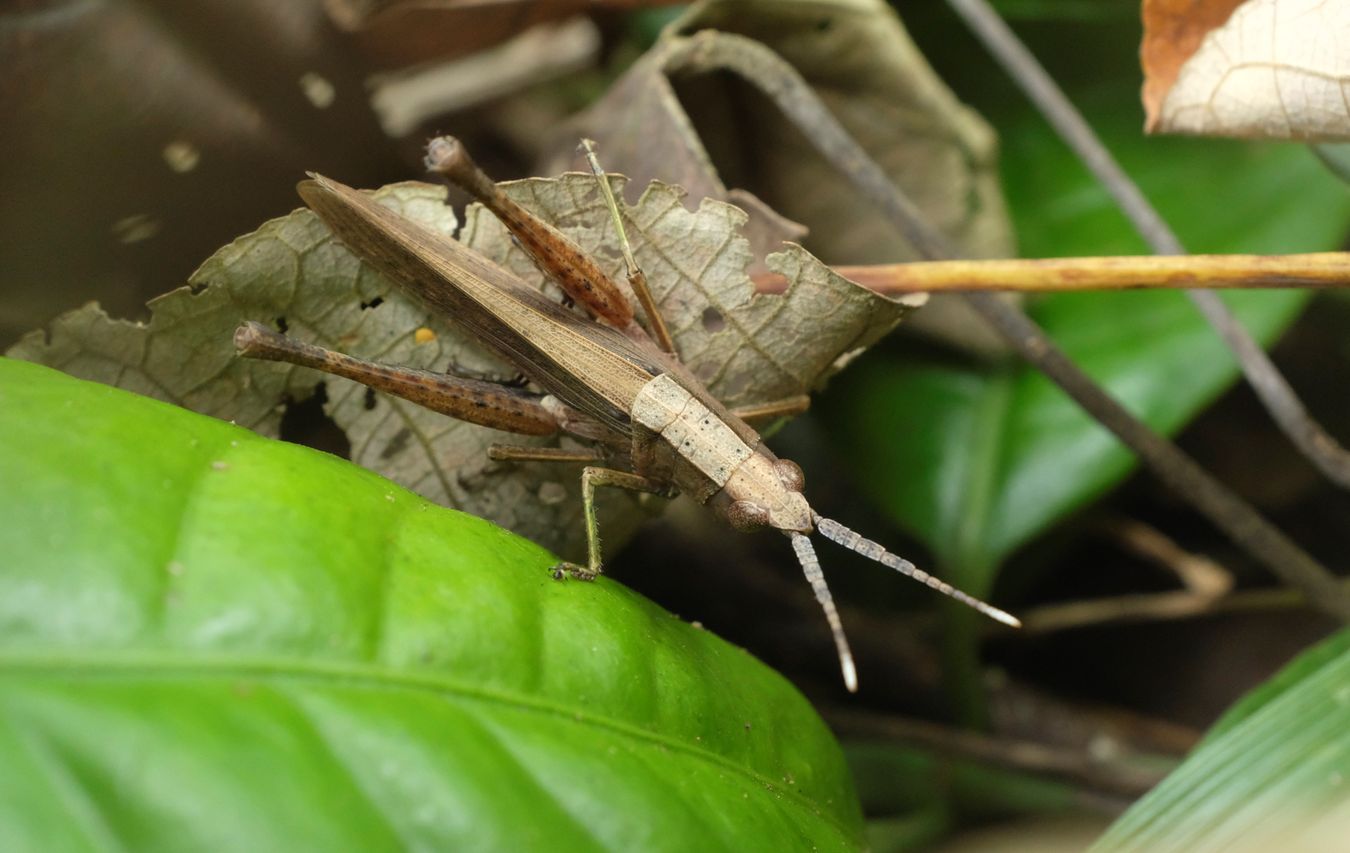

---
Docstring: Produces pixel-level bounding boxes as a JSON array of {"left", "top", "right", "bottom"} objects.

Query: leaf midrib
[{"left": 0, "top": 649, "right": 847, "bottom": 832}]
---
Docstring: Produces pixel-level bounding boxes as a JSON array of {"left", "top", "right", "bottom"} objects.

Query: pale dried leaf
[
  {"left": 10, "top": 174, "right": 915, "bottom": 557},
  {"left": 1141, "top": 0, "right": 1247, "bottom": 126},
  {"left": 1145, "top": 0, "right": 1350, "bottom": 140}
]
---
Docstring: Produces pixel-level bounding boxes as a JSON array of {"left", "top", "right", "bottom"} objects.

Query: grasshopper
[{"left": 234, "top": 136, "right": 1019, "bottom": 691}]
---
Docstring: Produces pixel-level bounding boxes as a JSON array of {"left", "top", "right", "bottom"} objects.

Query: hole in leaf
[
  {"left": 279, "top": 382, "right": 350, "bottom": 458},
  {"left": 702, "top": 306, "right": 726, "bottom": 333},
  {"left": 363, "top": 387, "right": 377, "bottom": 410},
  {"left": 360, "top": 296, "right": 385, "bottom": 310}
]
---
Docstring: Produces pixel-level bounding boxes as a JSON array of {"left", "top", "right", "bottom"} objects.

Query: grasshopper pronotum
[{"left": 234, "top": 137, "right": 1019, "bottom": 691}]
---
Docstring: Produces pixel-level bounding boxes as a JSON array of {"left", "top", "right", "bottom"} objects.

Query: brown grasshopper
[{"left": 234, "top": 136, "right": 1019, "bottom": 691}]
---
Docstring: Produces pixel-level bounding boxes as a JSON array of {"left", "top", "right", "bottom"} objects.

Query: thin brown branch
[
  {"left": 945, "top": 0, "right": 1180, "bottom": 254},
  {"left": 1021, "top": 591, "right": 1228, "bottom": 635},
  {"left": 824, "top": 706, "right": 1173, "bottom": 800},
  {"left": 946, "top": 0, "right": 1350, "bottom": 491},
  {"left": 1015, "top": 581, "right": 1349, "bottom": 635},
  {"left": 1102, "top": 517, "right": 1233, "bottom": 597},
  {"left": 666, "top": 29, "right": 1350, "bottom": 619},
  {"left": 752, "top": 253, "right": 1350, "bottom": 295},
  {"left": 1009, "top": 518, "right": 1342, "bottom": 635},
  {"left": 985, "top": 673, "right": 1202, "bottom": 757},
  {"left": 661, "top": 31, "right": 953, "bottom": 262}
]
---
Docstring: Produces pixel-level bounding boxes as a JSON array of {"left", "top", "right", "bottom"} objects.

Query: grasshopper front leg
[
  {"left": 487, "top": 433, "right": 673, "bottom": 580},
  {"left": 553, "top": 467, "right": 676, "bottom": 581}
]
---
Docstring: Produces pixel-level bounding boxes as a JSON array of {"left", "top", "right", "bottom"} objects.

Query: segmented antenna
[
  {"left": 789, "top": 532, "right": 859, "bottom": 693},
  {"left": 815, "top": 517, "right": 1021, "bottom": 628},
  {"left": 577, "top": 139, "right": 677, "bottom": 354}
]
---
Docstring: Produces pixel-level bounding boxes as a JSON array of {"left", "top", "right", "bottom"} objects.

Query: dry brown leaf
[
  {"left": 9, "top": 175, "right": 918, "bottom": 557},
  {"left": 1143, "top": 0, "right": 1350, "bottom": 140},
  {"left": 0, "top": 0, "right": 395, "bottom": 346},
  {"left": 543, "top": 0, "right": 1015, "bottom": 352}
]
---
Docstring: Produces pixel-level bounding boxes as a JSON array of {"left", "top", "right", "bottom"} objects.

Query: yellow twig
[{"left": 754, "top": 253, "right": 1350, "bottom": 295}]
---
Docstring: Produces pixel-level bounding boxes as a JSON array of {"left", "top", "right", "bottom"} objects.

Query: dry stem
[{"left": 828, "top": 253, "right": 1349, "bottom": 294}]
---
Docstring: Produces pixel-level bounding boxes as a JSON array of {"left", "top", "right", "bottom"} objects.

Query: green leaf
[
  {"left": 1092, "top": 627, "right": 1350, "bottom": 852},
  {"left": 822, "top": 288, "right": 1306, "bottom": 582},
  {"left": 1202, "top": 630, "right": 1350, "bottom": 745},
  {"left": 0, "top": 358, "right": 862, "bottom": 851},
  {"left": 999, "top": 84, "right": 1350, "bottom": 259},
  {"left": 820, "top": 82, "right": 1350, "bottom": 589}
]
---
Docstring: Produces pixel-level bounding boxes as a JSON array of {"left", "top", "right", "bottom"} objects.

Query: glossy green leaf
[
  {"left": 999, "top": 86, "right": 1350, "bottom": 260},
  {"left": 822, "top": 288, "right": 1306, "bottom": 584},
  {"left": 0, "top": 358, "right": 862, "bottom": 851},
  {"left": 1092, "top": 627, "right": 1350, "bottom": 852},
  {"left": 1203, "top": 630, "right": 1350, "bottom": 745},
  {"left": 821, "top": 83, "right": 1350, "bottom": 589}
]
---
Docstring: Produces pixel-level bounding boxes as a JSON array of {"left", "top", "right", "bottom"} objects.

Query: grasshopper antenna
[
  {"left": 789, "top": 532, "right": 858, "bottom": 693},
  {"left": 815, "top": 517, "right": 1021, "bottom": 628},
  {"left": 578, "top": 138, "right": 677, "bottom": 354}
]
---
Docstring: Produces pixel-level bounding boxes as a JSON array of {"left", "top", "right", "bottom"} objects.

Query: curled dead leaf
[{"left": 544, "top": 0, "right": 1015, "bottom": 353}]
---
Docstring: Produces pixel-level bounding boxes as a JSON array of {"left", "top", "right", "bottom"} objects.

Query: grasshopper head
[{"left": 721, "top": 455, "right": 813, "bottom": 534}]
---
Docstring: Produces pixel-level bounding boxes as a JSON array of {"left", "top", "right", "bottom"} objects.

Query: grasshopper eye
[
  {"left": 776, "top": 459, "right": 805, "bottom": 492},
  {"left": 727, "top": 500, "right": 771, "bottom": 532}
]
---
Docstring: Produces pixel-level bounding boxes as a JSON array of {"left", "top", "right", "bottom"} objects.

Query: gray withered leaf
[
  {"left": 544, "top": 0, "right": 1015, "bottom": 354},
  {"left": 10, "top": 174, "right": 919, "bottom": 556}
]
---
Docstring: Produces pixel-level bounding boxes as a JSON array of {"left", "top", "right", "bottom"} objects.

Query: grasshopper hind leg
[{"left": 233, "top": 322, "right": 560, "bottom": 436}]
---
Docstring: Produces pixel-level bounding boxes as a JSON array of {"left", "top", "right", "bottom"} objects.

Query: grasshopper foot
[{"left": 549, "top": 562, "right": 599, "bottom": 582}]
